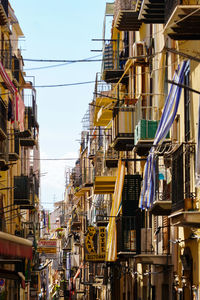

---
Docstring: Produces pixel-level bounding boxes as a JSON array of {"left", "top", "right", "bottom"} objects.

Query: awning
[
  {"left": 139, "top": 60, "right": 188, "bottom": 209},
  {"left": 106, "top": 160, "right": 125, "bottom": 261},
  {"left": 0, "top": 231, "right": 32, "bottom": 260},
  {"left": 94, "top": 176, "right": 116, "bottom": 194}
]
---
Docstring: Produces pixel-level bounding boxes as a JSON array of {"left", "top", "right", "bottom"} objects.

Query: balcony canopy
[
  {"left": 94, "top": 176, "right": 116, "bottom": 194},
  {"left": 93, "top": 95, "right": 114, "bottom": 127}
]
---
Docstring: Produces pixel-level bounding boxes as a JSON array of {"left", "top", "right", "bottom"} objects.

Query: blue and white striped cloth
[{"left": 139, "top": 60, "right": 188, "bottom": 209}]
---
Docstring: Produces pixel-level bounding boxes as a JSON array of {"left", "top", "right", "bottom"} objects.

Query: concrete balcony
[
  {"left": 138, "top": 0, "right": 165, "bottom": 24},
  {"left": 114, "top": 0, "right": 142, "bottom": 31},
  {"left": 164, "top": 0, "right": 200, "bottom": 40}
]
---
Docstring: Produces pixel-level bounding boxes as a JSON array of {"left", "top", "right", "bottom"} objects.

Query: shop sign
[
  {"left": 85, "top": 226, "right": 106, "bottom": 261},
  {"left": 37, "top": 239, "right": 57, "bottom": 254}
]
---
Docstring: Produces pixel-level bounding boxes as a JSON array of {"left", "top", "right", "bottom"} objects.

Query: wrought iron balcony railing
[
  {"left": 0, "top": 97, "right": 7, "bottom": 140},
  {"left": 116, "top": 216, "right": 141, "bottom": 255},
  {"left": 1, "top": 49, "right": 11, "bottom": 69},
  {"left": 150, "top": 155, "right": 172, "bottom": 215},
  {"left": 171, "top": 143, "right": 196, "bottom": 212}
]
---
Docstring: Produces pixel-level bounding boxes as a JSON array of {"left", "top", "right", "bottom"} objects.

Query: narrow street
[{"left": 0, "top": 0, "right": 200, "bottom": 299}]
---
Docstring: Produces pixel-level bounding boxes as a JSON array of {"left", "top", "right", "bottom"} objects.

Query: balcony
[
  {"left": 102, "top": 41, "right": 128, "bottom": 84},
  {"left": 134, "top": 96, "right": 170, "bottom": 156},
  {"left": 82, "top": 167, "right": 93, "bottom": 188},
  {"left": 1, "top": 50, "right": 12, "bottom": 70},
  {"left": 0, "top": 0, "right": 8, "bottom": 25},
  {"left": 19, "top": 176, "right": 39, "bottom": 209},
  {"left": 105, "top": 146, "right": 119, "bottom": 168},
  {"left": 112, "top": 106, "right": 135, "bottom": 151},
  {"left": 93, "top": 73, "right": 113, "bottom": 126},
  {"left": 114, "top": 0, "right": 142, "bottom": 31},
  {"left": 96, "top": 215, "right": 109, "bottom": 227},
  {"left": 19, "top": 107, "right": 36, "bottom": 147},
  {"left": 14, "top": 176, "right": 31, "bottom": 205},
  {"left": 71, "top": 211, "right": 81, "bottom": 231},
  {"left": 72, "top": 166, "right": 82, "bottom": 189},
  {"left": 12, "top": 55, "right": 26, "bottom": 87},
  {"left": 9, "top": 131, "right": 19, "bottom": 161},
  {"left": 138, "top": 0, "right": 165, "bottom": 24},
  {"left": 0, "top": 97, "right": 7, "bottom": 140},
  {"left": 116, "top": 216, "right": 141, "bottom": 257},
  {"left": 122, "top": 175, "right": 142, "bottom": 216},
  {"left": 0, "top": 140, "right": 7, "bottom": 170},
  {"left": 135, "top": 227, "right": 172, "bottom": 265},
  {"left": 93, "top": 94, "right": 113, "bottom": 127},
  {"left": 150, "top": 156, "right": 172, "bottom": 216},
  {"left": 169, "top": 143, "right": 200, "bottom": 227},
  {"left": 164, "top": 0, "right": 200, "bottom": 40}
]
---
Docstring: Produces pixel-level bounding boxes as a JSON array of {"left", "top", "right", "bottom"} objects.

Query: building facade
[
  {"left": 0, "top": 1, "right": 41, "bottom": 299},
  {"left": 57, "top": 1, "right": 200, "bottom": 300}
]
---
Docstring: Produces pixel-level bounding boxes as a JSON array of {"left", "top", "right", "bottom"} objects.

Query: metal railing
[
  {"left": 105, "top": 146, "right": 119, "bottom": 160},
  {"left": 82, "top": 167, "right": 93, "bottom": 186},
  {"left": 102, "top": 41, "right": 126, "bottom": 73},
  {"left": 1, "top": 49, "right": 11, "bottom": 69},
  {"left": 0, "top": 97, "right": 7, "bottom": 135},
  {"left": 140, "top": 226, "right": 170, "bottom": 255},
  {"left": 14, "top": 176, "right": 31, "bottom": 202},
  {"left": 116, "top": 216, "right": 140, "bottom": 254},
  {"left": 154, "top": 156, "right": 172, "bottom": 202},
  {"left": 171, "top": 143, "right": 196, "bottom": 212},
  {"left": 114, "top": 0, "right": 135, "bottom": 12},
  {"left": 135, "top": 96, "right": 158, "bottom": 126},
  {"left": 94, "top": 72, "right": 112, "bottom": 97},
  {"left": 112, "top": 106, "right": 135, "bottom": 139},
  {"left": 12, "top": 55, "right": 21, "bottom": 82}
]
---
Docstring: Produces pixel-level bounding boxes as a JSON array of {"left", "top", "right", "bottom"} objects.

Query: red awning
[{"left": 0, "top": 231, "right": 32, "bottom": 260}]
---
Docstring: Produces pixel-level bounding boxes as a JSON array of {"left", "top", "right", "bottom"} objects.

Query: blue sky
[{"left": 12, "top": 0, "right": 111, "bottom": 210}]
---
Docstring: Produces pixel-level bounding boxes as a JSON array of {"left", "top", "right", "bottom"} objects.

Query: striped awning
[{"left": 139, "top": 60, "right": 188, "bottom": 209}]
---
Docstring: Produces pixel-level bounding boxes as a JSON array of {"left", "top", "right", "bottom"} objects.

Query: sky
[{"left": 12, "top": 0, "right": 111, "bottom": 211}]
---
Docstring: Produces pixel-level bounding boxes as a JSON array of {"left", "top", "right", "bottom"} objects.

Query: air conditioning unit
[{"left": 133, "top": 41, "right": 146, "bottom": 63}]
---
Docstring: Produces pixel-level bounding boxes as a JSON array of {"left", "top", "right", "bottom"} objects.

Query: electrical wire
[
  {"left": 34, "top": 80, "right": 95, "bottom": 88},
  {"left": 24, "top": 54, "right": 102, "bottom": 71},
  {"left": 21, "top": 157, "right": 77, "bottom": 161}
]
